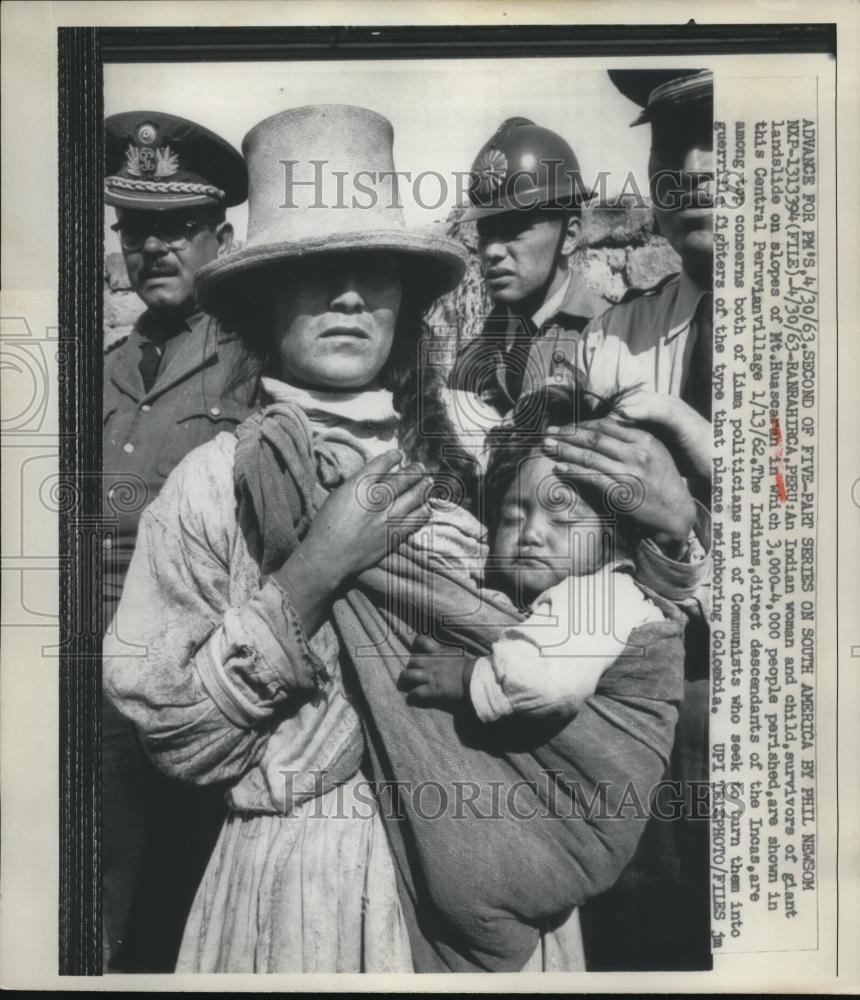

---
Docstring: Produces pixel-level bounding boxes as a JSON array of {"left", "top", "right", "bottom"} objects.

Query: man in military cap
[
  {"left": 102, "top": 111, "right": 252, "bottom": 971},
  {"left": 574, "top": 69, "right": 714, "bottom": 421},
  {"left": 103, "top": 110, "right": 251, "bottom": 601},
  {"left": 557, "top": 69, "right": 715, "bottom": 972}
]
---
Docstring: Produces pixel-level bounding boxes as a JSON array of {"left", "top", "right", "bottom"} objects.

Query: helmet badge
[{"left": 473, "top": 147, "right": 507, "bottom": 198}]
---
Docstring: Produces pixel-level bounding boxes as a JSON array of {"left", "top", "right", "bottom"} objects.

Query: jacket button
[
  {"left": 209, "top": 406, "right": 221, "bottom": 416},
  {"left": 123, "top": 442, "right": 134, "bottom": 454},
  {"left": 552, "top": 350, "right": 566, "bottom": 364},
  {"left": 141, "top": 403, "right": 151, "bottom": 412}
]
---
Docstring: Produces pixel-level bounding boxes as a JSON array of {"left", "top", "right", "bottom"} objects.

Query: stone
[
  {"left": 626, "top": 242, "right": 681, "bottom": 290},
  {"left": 582, "top": 200, "right": 654, "bottom": 247},
  {"left": 104, "top": 289, "right": 142, "bottom": 334},
  {"left": 583, "top": 251, "right": 627, "bottom": 304},
  {"left": 105, "top": 252, "right": 132, "bottom": 292},
  {"left": 605, "top": 248, "right": 627, "bottom": 272}
]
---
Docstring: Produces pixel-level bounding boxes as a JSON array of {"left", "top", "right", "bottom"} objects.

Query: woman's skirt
[{"left": 176, "top": 775, "right": 413, "bottom": 973}]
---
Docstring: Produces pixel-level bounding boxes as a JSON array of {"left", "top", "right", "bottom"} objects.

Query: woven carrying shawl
[{"left": 234, "top": 403, "right": 685, "bottom": 972}]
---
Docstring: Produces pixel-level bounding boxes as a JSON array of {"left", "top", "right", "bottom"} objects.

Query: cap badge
[
  {"left": 125, "top": 143, "right": 181, "bottom": 179},
  {"left": 136, "top": 123, "right": 158, "bottom": 144},
  {"left": 473, "top": 148, "right": 507, "bottom": 198}
]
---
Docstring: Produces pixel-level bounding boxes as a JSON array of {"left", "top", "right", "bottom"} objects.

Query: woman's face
[{"left": 272, "top": 252, "right": 402, "bottom": 390}]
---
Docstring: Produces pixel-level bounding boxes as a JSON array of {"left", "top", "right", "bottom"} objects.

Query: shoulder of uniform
[
  {"left": 104, "top": 332, "right": 129, "bottom": 357},
  {"left": 582, "top": 272, "right": 680, "bottom": 337},
  {"left": 618, "top": 271, "right": 679, "bottom": 305},
  {"left": 450, "top": 332, "right": 494, "bottom": 387}
]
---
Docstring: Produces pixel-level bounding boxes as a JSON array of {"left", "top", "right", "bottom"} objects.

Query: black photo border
[{"left": 58, "top": 21, "right": 837, "bottom": 975}]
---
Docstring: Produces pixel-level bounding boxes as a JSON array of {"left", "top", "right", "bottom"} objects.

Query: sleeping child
[{"left": 399, "top": 378, "right": 670, "bottom": 721}]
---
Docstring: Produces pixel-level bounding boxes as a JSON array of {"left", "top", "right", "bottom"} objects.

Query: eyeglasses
[{"left": 110, "top": 218, "right": 211, "bottom": 252}]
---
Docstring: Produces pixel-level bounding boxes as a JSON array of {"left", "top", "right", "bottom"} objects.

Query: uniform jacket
[
  {"left": 449, "top": 271, "right": 606, "bottom": 416},
  {"left": 575, "top": 268, "right": 713, "bottom": 622},
  {"left": 576, "top": 269, "right": 710, "bottom": 399},
  {"left": 103, "top": 309, "right": 253, "bottom": 602}
]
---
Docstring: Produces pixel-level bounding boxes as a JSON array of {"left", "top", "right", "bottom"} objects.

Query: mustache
[{"left": 140, "top": 262, "right": 180, "bottom": 278}]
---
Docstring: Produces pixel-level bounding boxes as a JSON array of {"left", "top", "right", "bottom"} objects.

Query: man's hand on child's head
[
  {"left": 543, "top": 418, "right": 697, "bottom": 559},
  {"left": 614, "top": 388, "right": 712, "bottom": 485},
  {"left": 398, "top": 635, "right": 475, "bottom": 711}
]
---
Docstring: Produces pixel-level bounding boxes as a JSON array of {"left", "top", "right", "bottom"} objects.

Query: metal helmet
[{"left": 462, "top": 117, "right": 591, "bottom": 221}]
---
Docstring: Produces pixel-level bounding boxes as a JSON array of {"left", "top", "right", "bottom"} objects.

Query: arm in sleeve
[
  {"left": 103, "top": 463, "right": 327, "bottom": 785},
  {"left": 469, "top": 574, "right": 663, "bottom": 722},
  {"left": 575, "top": 312, "right": 712, "bottom": 623},
  {"left": 470, "top": 637, "right": 612, "bottom": 723},
  {"left": 634, "top": 499, "right": 711, "bottom": 623}
]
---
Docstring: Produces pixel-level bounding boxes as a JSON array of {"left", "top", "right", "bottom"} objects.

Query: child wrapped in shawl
[{"left": 401, "top": 377, "right": 670, "bottom": 724}]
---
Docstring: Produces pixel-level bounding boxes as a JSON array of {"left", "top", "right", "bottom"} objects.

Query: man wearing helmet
[
  {"left": 450, "top": 117, "right": 604, "bottom": 415},
  {"left": 450, "top": 115, "right": 707, "bottom": 597}
]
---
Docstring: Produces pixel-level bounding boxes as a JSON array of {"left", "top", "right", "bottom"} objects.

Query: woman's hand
[
  {"left": 303, "top": 449, "right": 432, "bottom": 584},
  {"left": 615, "top": 389, "right": 712, "bottom": 484},
  {"left": 273, "top": 450, "right": 433, "bottom": 636},
  {"left": 398, "top": 634, "right": 475, "bottom": 711},
  {"left": 543, "top": 419, "right": 697, "bottom": 560}
]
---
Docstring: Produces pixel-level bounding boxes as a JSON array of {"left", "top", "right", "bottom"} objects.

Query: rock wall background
[{"left": 104, "top": 198, "right": 680, "bottom": 351}]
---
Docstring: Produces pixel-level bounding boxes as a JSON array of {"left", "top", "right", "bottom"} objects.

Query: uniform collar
[
  {"left": 136, "top": 306, "right": 202, "bottom": 343},
  {"left": 552, "top": 271, "right": 606, "bottom": 329},
  {"left": 527, "top": 267, "right": 604, "bottom": 331},
  {"left": 531, "top": 271, "right": 573, "bottom": 328},
  {"left": 500, "top": 267, "right": 603, "bottom": 340},
  {"left": 111, "top": 309, "right": 221, "bottom": 402},
  {"left": 666, "top": 268, "right": 710, "bottom": 342}
]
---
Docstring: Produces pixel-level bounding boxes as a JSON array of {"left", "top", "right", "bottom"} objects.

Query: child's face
[
  {"left": 492, "top": 454, "right": 612, "bottom": 602},
  {"left": 273, "top": 252, "right": 402, "bottom": 390}
]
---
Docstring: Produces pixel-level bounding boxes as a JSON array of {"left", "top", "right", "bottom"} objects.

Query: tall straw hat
[{"left": 195, "top": 104, "right": 467, "bottom": 316}]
